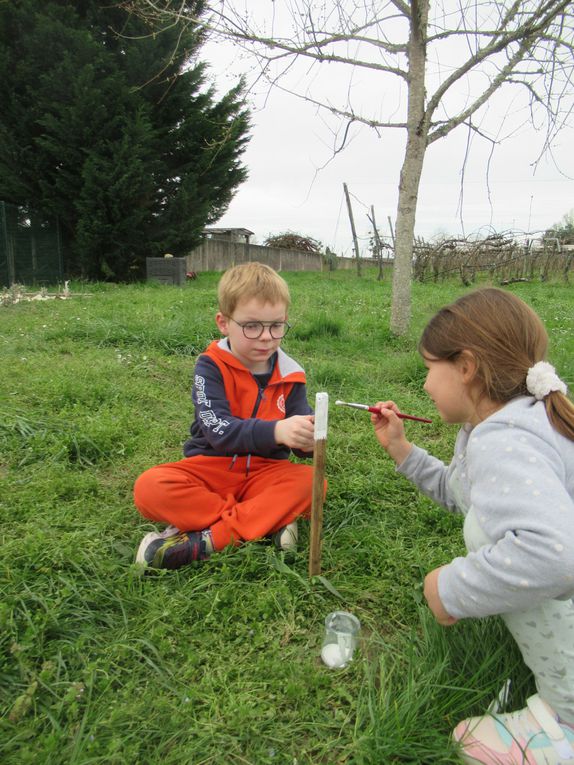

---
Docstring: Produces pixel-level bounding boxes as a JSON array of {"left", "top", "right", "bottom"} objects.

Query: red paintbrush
[{"left": 335, "top": 400, "right": 432, "bottom": 423}]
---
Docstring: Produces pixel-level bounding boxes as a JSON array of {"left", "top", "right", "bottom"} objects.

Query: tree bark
[{"left": 391, "top": 0, "right": 429, "bottom": 335}]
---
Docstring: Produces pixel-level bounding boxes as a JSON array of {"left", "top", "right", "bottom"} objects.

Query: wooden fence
[
  {"left": 185, "top": 232, "right": 574, "bottom": 285},
  {"left": 185, "top": 238, "right": 379, "bottom": 273}
]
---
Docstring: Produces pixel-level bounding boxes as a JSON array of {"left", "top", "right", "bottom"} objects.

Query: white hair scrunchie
[{"left": 526, "top": 361, "right": 567, "bottom": 400}]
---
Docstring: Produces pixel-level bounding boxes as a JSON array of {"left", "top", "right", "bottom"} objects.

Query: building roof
[{"left": 203, "top": 227, "right": 255, "bottom": 236}]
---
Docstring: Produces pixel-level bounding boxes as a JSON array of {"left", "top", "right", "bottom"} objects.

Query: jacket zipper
[
  {"left": 250, "top": 383, "right": 267, "bottom": 418},
  {"left": 232, "top": 381, "right": 268, "bottom": 475}
]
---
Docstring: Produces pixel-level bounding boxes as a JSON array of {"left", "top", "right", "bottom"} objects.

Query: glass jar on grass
[{"left": 321, "top": 611, "right": 361, "bottom": 668}]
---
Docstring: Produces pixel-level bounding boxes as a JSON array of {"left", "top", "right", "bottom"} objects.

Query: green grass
[{"left": 1, "top": 271, "right": 573, "bottom": 764}]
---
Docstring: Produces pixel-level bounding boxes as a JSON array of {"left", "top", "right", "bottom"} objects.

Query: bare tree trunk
[
  {"left": 391, "top": 137, "right": 427, "bottom": 333},
  {"left": 390, "top": 0, "right": 429, "bottom": 335}
]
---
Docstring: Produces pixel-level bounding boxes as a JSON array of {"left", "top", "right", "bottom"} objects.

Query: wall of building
[{"left": 186, "top": 239, "right": 381, "bottom": 273}]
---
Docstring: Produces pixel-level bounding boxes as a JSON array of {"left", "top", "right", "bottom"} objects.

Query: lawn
[{"left": 1, "top": 271, "right": 573, "bottom": 764}]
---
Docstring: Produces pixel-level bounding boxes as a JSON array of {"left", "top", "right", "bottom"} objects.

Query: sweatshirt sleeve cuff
[
  {"left": 437, "top": 563, "right": 467, "bottom": 620},
  {"left": 253, "top": 420, "right": 279, "bottom": 453}
]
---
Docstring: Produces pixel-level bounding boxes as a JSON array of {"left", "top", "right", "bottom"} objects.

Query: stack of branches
[
  {"left": 263, "top": 232, "right": 323, "bottom": 253},
  {"left": 413, "top": 232, "right": 574, "bottom": 285}
]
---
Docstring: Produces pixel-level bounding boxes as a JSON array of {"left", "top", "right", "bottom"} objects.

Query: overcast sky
[{"left": 202, "top": 16, "right": 574, "bottom": 258}]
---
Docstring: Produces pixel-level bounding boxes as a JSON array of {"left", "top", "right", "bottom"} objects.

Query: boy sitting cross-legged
[{"left": 134, "top": 261, "right": 323, "bottom": 569}]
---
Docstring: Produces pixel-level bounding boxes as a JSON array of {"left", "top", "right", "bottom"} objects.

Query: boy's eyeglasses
[{"left": 229, "top": 318, "right": 291, "bottom": 339}]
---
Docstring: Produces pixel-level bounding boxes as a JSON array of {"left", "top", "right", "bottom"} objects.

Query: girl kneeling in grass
[{"left": 372, "top": 288, "right": 574, "bottom": 764}]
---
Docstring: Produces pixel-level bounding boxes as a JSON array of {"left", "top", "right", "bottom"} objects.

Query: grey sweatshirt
[{"left": 397, "top": 396, "right": 574, "bottom": 620}]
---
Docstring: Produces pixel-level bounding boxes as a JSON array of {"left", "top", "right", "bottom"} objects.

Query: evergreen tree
[
  {"left": 0, "top": 1, "right": 249, "bottom": 280},
  {"left": 545, "top": 211, "right": 574, "bottom": 245}
]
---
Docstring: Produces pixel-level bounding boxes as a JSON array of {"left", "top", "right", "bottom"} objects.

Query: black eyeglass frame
[{"left": 228, "top": 317, "right": 291, "bottom": 339}]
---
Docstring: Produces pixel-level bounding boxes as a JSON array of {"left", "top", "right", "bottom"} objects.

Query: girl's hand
[
  {"left": 370, "top": 400, "right": 412, "bottom": 465},
  {"left": 424, "top": 566, "right": 458, "bottom": 626},
  {"left": 275, "top": 415, "right": 315, "bottom": 452}
]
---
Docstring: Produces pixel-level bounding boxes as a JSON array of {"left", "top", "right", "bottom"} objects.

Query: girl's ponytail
[
  {"left": 526, "top": 361, "right": 574, "bottom": 441},
  {"left": 546, "top": 393, "right": 574, "bottom": 441}
]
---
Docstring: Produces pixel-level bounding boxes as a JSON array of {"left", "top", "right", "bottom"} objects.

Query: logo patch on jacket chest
[{"left": 277, "top": 394, "right": 286, "bottom": 414}]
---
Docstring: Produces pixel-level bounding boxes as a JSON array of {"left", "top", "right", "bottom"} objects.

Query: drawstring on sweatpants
[{"left": 228, "top": 453, "right": 252, "bottom": 477}]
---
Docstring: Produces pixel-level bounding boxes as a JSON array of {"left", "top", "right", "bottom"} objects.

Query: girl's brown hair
[{"left": 419, "top": 287, "right": 574, "bottom": 440}]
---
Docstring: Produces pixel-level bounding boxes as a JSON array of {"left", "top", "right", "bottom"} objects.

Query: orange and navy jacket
[{"left": 183, "top": 339, "right": 313, "bottom": 460}]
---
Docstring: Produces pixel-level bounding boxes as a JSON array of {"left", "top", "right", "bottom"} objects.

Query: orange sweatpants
[{"left": 133, "top": 455, "right": 320, "bottom": 551}]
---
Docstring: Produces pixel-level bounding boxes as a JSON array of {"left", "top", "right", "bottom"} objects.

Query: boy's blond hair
[{"left": 217, "top": 262, "right": 291, "bottom": 316}]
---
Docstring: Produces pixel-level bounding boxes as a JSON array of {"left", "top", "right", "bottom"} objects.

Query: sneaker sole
[
  {"left": 135, "top": 526, "right": 181, "bottom": 566},
  {"left": 135, "top": 531, "right": 164, "bottom": 565}
]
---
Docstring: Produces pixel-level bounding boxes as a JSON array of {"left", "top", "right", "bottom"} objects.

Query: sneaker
[
  {"left": 136, "top": 530, "right": 211, "bottom": 569},
  {"left": 273, "top": 520, "right": 298, "bottom": 553},
  {"left": 453, "top": 694, "right": 574, "bottom": 764},
  {"left": 135, "top": 526, "right": 179, "bottom": 565}
]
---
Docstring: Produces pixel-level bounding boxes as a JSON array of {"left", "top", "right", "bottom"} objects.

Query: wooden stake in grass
[{"left": 309, "top": 392, "right": 328, "bottom": 577}]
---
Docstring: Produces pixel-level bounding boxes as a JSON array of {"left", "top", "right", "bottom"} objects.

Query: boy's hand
[
  {"left": 274, "top": 415, "right": 315, "bottom": 452},
  {"left": 424, "top": 566, "right": 458, "bottom": 626},
  {"left": 370, "top": 400, "right": 412, "bottom": 465}
]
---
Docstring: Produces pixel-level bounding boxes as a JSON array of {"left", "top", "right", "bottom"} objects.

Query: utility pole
[
  {"left": 387, "top": 215, "right": 396, "bottom": 250},
  {"left": 368, "top": 205, "right": 385, "bottom": 281},
  {"left": 343, "top": 183, "right": 361, "bottom": 276}
]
